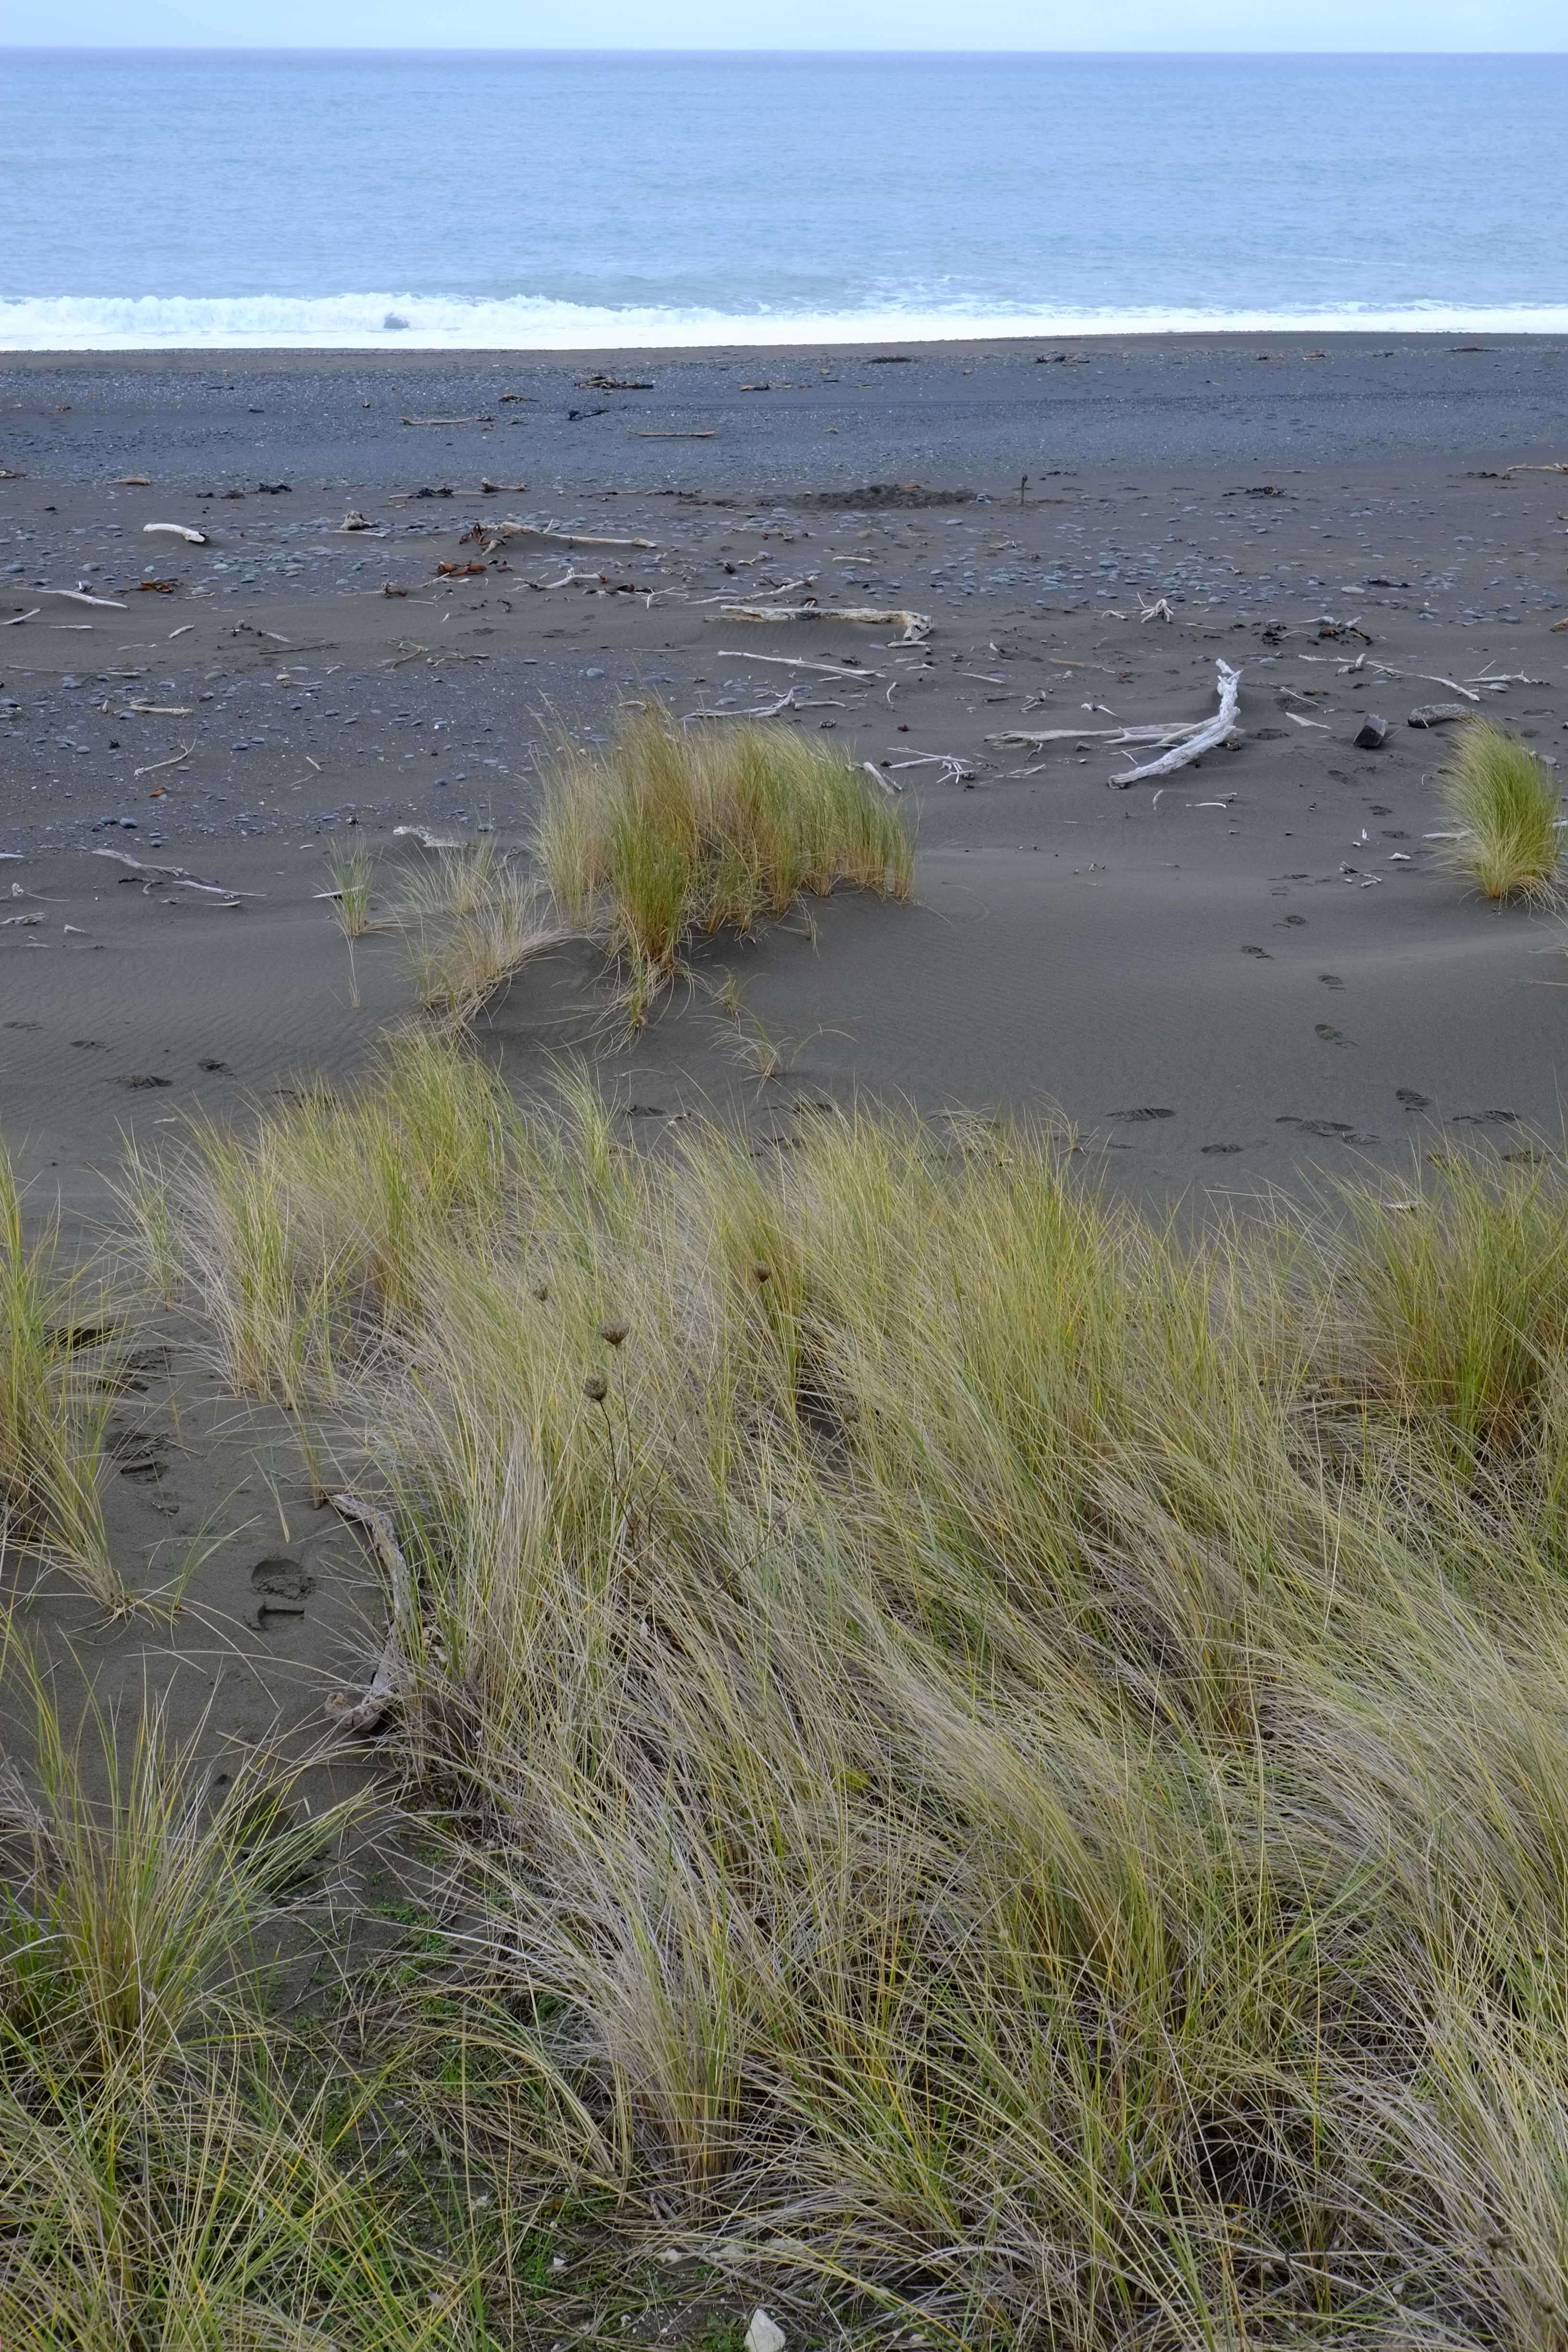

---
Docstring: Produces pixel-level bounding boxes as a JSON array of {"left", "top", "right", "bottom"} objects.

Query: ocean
[{"left": 2, "top": 49, "right": 1566, "bottom": 349}]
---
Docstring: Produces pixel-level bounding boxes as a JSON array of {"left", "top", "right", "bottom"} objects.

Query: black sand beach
[{"left": 4, "top": 332, "right": 1566, "bottom": 1227}]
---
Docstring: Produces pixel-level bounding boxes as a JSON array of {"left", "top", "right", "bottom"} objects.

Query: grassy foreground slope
[{"left": 53, "top": 1021, "right": 1568, "bottom": 2349}]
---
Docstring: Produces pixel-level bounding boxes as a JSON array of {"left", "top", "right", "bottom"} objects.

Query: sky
[{"left": 2, "top": 0, "right": 1564, "bottom": 44}]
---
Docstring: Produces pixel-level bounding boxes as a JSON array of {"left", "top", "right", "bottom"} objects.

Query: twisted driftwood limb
[
  {"left": 475, "top": 520, "right": 656, "bottom": 551},
  {"left": 1111, "top": 661, "right": 1242, "bottom": 786},
  {"left": 325, "top": 1493, "right": 418, "bottom": 1735},
  {"left": 992, "top": 662, "right": 1243, "bottom": 784},
  {"left": 717, "top": 603, "right": 931, "bottom": 644}
]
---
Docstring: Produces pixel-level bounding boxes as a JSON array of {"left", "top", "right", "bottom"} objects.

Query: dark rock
[{"left": 1354, "top": 713, "right": 1389, "bottom": 748}]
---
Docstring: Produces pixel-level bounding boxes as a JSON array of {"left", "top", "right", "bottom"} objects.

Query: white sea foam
[{"left": 4, "top": 293, "right": 1568, "bottom": 353}]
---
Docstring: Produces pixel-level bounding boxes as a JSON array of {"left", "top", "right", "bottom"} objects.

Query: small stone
[
  {"left": 745, "top": 2315, "right": 786, "bottom": 2352},
  {"left": 1408, "top": 702, "right": 1470, "bottom": 728},
  {"left": 1354, "top": 713, "right": 1388, "bottom": 748}
]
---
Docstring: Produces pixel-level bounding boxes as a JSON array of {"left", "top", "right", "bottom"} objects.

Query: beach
[{"left": 3, "top": 331, "right": 1567, "bottom": 1228}]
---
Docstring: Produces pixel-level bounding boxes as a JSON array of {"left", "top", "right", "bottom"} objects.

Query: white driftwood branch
[
  {"left": 131, "top": 742, "right": 196, "bottom": 782},
  {"left": 143, "top": 522, "right": 208, "bottom": 544},
  {"left": 715, "top": 649, "right": 883, "bottom": 678},
  {"left": 1110, "top": 661, "right": 1243, "bottom": 786},
  {"left": 483, "top": 520, "right": 656, "bottom": 550},
  {"left": 392, "top": 823, "right": 466, "bottom": 848},
  {"left": 91, "top": 846, "right": 252, "bottom": 894},
  {"left": 325, "top": 1492, "right": 419, "bottom": 1734},
  {"left": 717, "top": 603, "right": 931, "bottom": 644},
  {"left": 988, "top": 722, "right": 1205, "bottom": 750},
  {"left": 38, "top": 587, "right": 127, "bottom": 610}
]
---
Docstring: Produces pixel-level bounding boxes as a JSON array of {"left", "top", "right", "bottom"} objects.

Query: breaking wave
[{"left": 4, "top": 292, "right": 1568, "bottom": 352}]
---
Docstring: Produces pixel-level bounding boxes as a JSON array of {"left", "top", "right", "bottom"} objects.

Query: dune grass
[
  {"left": 537, "top": 709, "right": 912, "bottom": 1025},
  {"left": 106, "top": 1033, "right": 1568, "bottom": 2344},
  {"left": 1440, "top": 718, "right": 1561, "bottom": 900},
  {"left": 0, "top": 1146, "right": 122, "bottom": 1611},
  {"left": 325, "top": 839, "right": 378, "bottom": 940},
  {"left": 0, "top": 1668, "right": 476, "bottom": 2351}
]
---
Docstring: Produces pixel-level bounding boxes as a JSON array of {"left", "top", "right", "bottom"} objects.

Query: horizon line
[{"left": 5, "top": 42, "right": 1568, "bottom": 56}]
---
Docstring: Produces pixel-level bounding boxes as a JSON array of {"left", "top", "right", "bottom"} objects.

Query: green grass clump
[
  {"left": 134, "top": 1042, "right": 1568, "bottom": 2345},
  {"left": 538, "top": 709, "right": 912, "bottom": 1023},
  {"left": 0, "top": 1677, "right": 471, "bottom": 2352},
  {"left": 0, "top": 1146, "right": 121, "bottom": 1609},
  {"left": 1440, "top": 718, "right": 1561, "bottom": 899}
]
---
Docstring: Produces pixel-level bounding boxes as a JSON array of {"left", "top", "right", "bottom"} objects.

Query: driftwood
[
  {"left": 91, "top": 846, "right": 253, "bottom": 895},
  {"left": 324, "top": 1493, "right": 418, "bottom": 1734},
  {"left": 717, "top": 603, "right": 931, "bottom": 645},
  {"left": 3, "top": 608, "right": 39, "bottom": 626},
  {"left": 715, "top": 649, "right": 883, "bottom": 679},
  {"left": 477, "top": 520, "right": 656, "bottom": 551},
  {"left": 38, "top": 587, "right": 126, "bottom": 610},
  {"left": 392, "top": 823, "right": 466, "bottom": 848},
  {"left": 991, "top": 721, "right": 1206, "bottom": 750},
  {"left": 992, "top": 662, "right": 1244, "bottom": 786},
  {"left": 131, "top": 742, "right": 196, "bottom": 782},
  {"left": 1114, "top": 662, "right": 1242, "bottom": 784},
  {"left": 143, "top": 522, "right": 208, "bottom": 544}
]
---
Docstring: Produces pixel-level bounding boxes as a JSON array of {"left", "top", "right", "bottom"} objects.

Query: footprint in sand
[
  {"left": 252, "top": 1556, "right": 314, "bottom": 1627},
  {"left": 1107, "top": 1107, "right": 1176, "bottom": 1122},
  {"left": 1315, "top": 1023, "right": 1355, "bottom": 1046},
  {"left": 1318, "top": 974, "right": 1344, "bottom": 988},
  {"left": 1278, "top": 1115, "right": 1381, "bottom": 1143},
  {"left": 1201, "top": 1143, "right": 1244, "bottom": 1154},
  {"left": 1239, "top": 944, "right": 1272, "bottom": 959},
  {"left": 1396, "top": 1088, "right": 1431, "bottom": 1111}
]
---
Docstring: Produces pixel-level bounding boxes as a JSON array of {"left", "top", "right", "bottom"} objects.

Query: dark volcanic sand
[
  {"left": 5, "top": 333, "right": 1567, "bottom": 1222},
  {"left": 2, "top": 329, "right": 1567, "bottom": 1831}
]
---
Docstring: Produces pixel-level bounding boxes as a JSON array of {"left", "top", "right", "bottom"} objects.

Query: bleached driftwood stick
[
  {"left": 143, "top": 522, "right": 208, "bottom": 544},
  {"left": 479, "top": 520, "right": 656, "bottom": 550},
  {"left": 91, "top": 845, "right": 253, "bottom": 894},
  {"left": 717, "top": 603, "right": 932, "bottom": 644},
  {"left": 1112, "top": 660, "right": 1242, "bottom": 786},
  {"left": 325, "top": 1493, "right": 419, "bottom": 1734},
  {"left": 989, "top": 722, "right": 1206, "bottom": 750},
  {"left": 38, "top": 587, "right": 127, "bottom": 609},
  {"left": 131, "top": 742, "right": 196, "bottom": 782},
  {"left": 715, "top": 649, "right": 884, "bottom": 678}
]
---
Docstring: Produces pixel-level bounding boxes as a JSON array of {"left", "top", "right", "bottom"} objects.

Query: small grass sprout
[{"left": 324, "top": 837, "right": 378, "bottom": 940}]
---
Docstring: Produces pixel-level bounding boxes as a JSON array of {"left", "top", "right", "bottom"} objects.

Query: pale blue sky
[{"left": 2, "top": 0, "right": 1563, "bottom": 45}]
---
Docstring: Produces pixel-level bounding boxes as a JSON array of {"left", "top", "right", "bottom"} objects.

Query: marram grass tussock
[
  {"left": 1440, "top": 716, "right": 1561, "bottom": 899},
  {"left": 100, "top": 1033, "right": 1568, "bottom": 2347}
]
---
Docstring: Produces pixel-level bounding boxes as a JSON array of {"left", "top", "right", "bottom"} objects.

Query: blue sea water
[{"left": 2, "top": 49, "right": 1566, "bottom": 348}]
